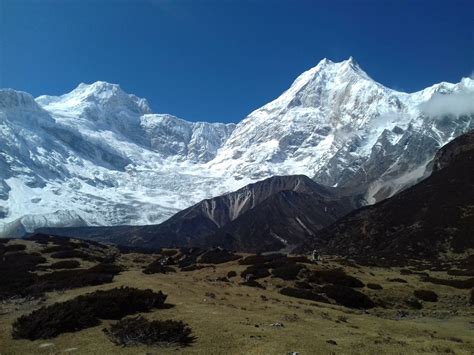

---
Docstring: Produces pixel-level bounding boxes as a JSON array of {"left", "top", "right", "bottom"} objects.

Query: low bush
[
  {"left": 50, "top": 249, "right": 101, "bottom": 262},
  {"left": 405, "top": 298, "right": 423, "bottom": 310},
  {"left": 295, "top": 281, "right": 313, "bottom": 289},
  {"left": 422, "top": 276, "right": 474, "bottom": 289},
  {"left": 42, "top": 245, "right": 71, "bottom": 254},
  {"left": 227, "top": 271, "right": 237, "bottom": 278},
  {"left": 240, "top": 280, "right": 265, "bottom": 289},
  {"left": 414, "top": 290, "right": 438, "bottom": 302},
  {"left": 367, "top": 283, "right": 383, "bottom": 290},
  {"left": 470, "top": 288, "right": 474, "bottom": 305},
  {"left": 387, "top": 278, "right": 408, "bottom": 283},
  {"left": 30, "top": 271, "right": 111, "bottom": 294},
  {"left": 271, "top": 263, "right": 306, "bottom": 281},
  {"left": 4, "top": 244, "right": 27, "bottom": 253},
  {"left": 308, "top": 269, "right": 364, "bottom": 288},
  {"left": 280, "top": 287, "right": 329, "bottom": 303},
  {"left": 240, "top": 265, "right": 270, "bottom": 280},
  {"left": 0, "top": 271, "right": 38, "bottom": 300},
  {"left": 88, "top": 263, "right": 123, "bottom": 275},
  {"left": 82, "top": 287, "right": 167, "bottom": 320},
  {"left": 447, "top": 269, "right": 474, "bottom": 277},
  {"left": 198, "top": 248, "right": 241, "bottom": 264},
  {"left": 12, "top": 287, "right": 168, "bottom": 340},
  {"left": 0, "top": 252, "right": 47, "bottom": 272},
  {"left": 160, "top": 249, "right": 179, "bottom": 257},
  {"left": 287, "top": 256, "right": 313, "bottom": 264},
  {"left": 1, "top": 261, "right": 121, "bottom": 300},
  {"left": 322, "top": 284, "right": 375, "bottom": 309},
  {"left": 180, "top": 264, "right": 205, "bottom": 272},
  {"left": 29, "top": 262, "right": 121, "bottom": 295},
  {"left": 143, "top": 260, "right": 176, "bottom": 274},
  {"left": 49, "top": 260, "right": 81, "bottom": 269},
  {"left": 238, "top": 253, "right": 285, "bottom": 265},
  {"left": 13, "top": 300, "right": 100, "bottom": 340},
  {"left": 104, "top": 315, "right": 194, "bottom": 347},
  {"left": 116, "top": 245, "right": 156, "bottom": 254},
  {"left": 177, "top": 248, "right": 205, "bottom": 268}
]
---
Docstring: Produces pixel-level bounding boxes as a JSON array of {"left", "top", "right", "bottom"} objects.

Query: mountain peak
[
  {"left": 49, "top": 81, "right": 152, "bottom": 114},
  {"left": 72, "top": 81, "right": 124, "bottom": 99},
  {"left": 0, "top": 89, "right": 41, "bottom": 110},
  {"left": 301, "top": 57, "right": 372, "bottom": 88}
]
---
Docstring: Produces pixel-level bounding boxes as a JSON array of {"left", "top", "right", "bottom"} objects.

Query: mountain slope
[
  {"left": 204, "top": 187, "right": 358, "bottom": 252},
  {"left": 299, "top": 130, "right": 474, "bottom": 261},
  {"left": 1, "top": 58, "right": 474, "bottom": 236},
  {"left": 39, "top": 175, "right": 359, "bottom": 251},
  {"left": 210, "top": 58, "right": 474, "bottom": 202}
]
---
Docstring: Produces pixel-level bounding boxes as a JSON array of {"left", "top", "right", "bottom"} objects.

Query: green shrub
[
  {"left": 198, "top": 248, "right": 240, "bottom": 264},
  {"left": 422, "top": 276, "right": 474, "bottom": 289},
  {"left": 49, "top": 260, "right": 81, "bottom": 269},
  {"left": 0, "top": 252, "right": 47, "bottom": 272},
  {"left": 4, "top": 244, "right": 27, "bottom": 253},
  {"left": 367, "top": 283, "right": 383, "bottom": 290},
  {"left": 160, "top": 249, "right": 178, "bottom": 257},
  {"left": 280, "top": 287, "right": 329, "bottom": 303},
  {"left": 180, "top": 264, "right": 205, "bottom": 272},
  {"left": 177, "top": 248, "right": 205, "bottom": 268},
  {"left": 143, "top": 260, "right": 176, "bottom": 274},
  {"left": 414, "top": 290, "right": 438, "bottom": 302},
  {"left": 240, "top": 265, "right": 270, "bottom": 280},
  {"left": 240, "top": 280, "right": 265, "bottom": 289},
  {"left": 28, "top": 262, "right": 121, "bottom": 296},
  {"left": 322, "top": 284, "right": 375, "bottom": 309},
  {"left": 271, "top": 263, "right": 306, "bottom": 281},
  {"left": 287, "top": 256, "right": 313, "bottom": 264},
  {"left": 104, "top": 315, "right": 194, "bottom": 347},
  {"left": 238, "top": 253, "right": 285, "bottom": 265},
  {"left": 447, "top": 269, "right": 474, "bottom": 277},
  {"left": 227, "top": 271, "right": 237, "bottom": 278},
  {"left": 50, "top": 249, "right": 101, "bottom": 261},
  {"left": 406, "top": 298, "right": 423, "bottom": 309},
  {"left": 12, "top": 287, "right": 167, "bottom": 340},
  {"left": 295, "top": 281, "right": 313, "bottom": 289},
  {"left": 0, "top": 271, "right": 38, "bottom": 300},
  {"left": 308, "top": 269, "right": 364, "bottom": 288},
  {"left": 42, "top": 245, "right": 71, "bottom": 253},
  {"left": 387, "top": 278, "right": 408, "bottom": 283}
]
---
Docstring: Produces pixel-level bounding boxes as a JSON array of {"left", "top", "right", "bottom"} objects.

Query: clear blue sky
[{"left": 1, "top": 0, "right": 473, "bottom": 122}]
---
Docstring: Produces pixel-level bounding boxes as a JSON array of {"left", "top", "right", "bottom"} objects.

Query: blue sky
[{"left": 1, "top": 0, "right": 473, "bottom": 122}]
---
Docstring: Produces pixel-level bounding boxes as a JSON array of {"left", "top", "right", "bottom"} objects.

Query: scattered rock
[
  {"left": 38, "top": 343, "right": 54, "bottom": 348},
  {"left": 270, "top": 322, "right": 284, "bottom": 328}
]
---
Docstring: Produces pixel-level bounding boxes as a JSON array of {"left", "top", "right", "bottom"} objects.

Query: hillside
[
  {"left": 300, "top": 131, "right": 474, "bottom": 262},
  {"left": 39, "top": 175, "right": 360, "bottom": 251},
  {"left": 0, "top": 235, "right": 472, "bottom": 354}
]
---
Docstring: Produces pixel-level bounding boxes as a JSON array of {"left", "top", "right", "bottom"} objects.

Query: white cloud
[{"left": 419, "top": 90, "right": 474, "bottom": 117}]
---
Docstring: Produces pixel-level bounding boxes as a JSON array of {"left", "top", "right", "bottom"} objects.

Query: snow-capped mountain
[
  {"left": 209, "top": 58, "right": 474, "bottom": 201},
  {"left": 1, "top": 58, "right": 473, "bottom": 237}
]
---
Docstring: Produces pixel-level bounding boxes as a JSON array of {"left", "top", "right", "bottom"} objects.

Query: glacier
[{"left": 1, "top": 58, "right": 473, "bottom": 237}]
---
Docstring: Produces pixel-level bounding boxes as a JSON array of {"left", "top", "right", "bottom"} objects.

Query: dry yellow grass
[{"left": 0, "top": 246, "right": 473, "bottom": 355}]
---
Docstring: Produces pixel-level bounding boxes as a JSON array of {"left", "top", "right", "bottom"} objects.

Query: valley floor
[{"left": 0, "top": 241, "right": 473, "bottom": 354}]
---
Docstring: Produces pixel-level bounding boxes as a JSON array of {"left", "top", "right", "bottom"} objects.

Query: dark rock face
[
  {"left": 41, "top": 175, "right": 359, "bottom": 252},
  {"left": 432, "top": 130, "right": 474, "bottom": 172},
  {"left": 300, "top": 130, "right": 474, "bottom": 262}
]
